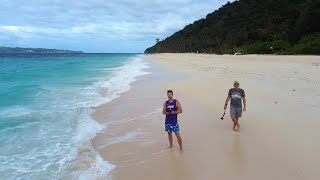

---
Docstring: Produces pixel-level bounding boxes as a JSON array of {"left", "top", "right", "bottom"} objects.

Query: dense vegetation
[
  {"left": 145, "top": 0, "right": 320, "bottom": 55},
  {"left": 0, "top": 47, "right": 83, "bottom": 53}
]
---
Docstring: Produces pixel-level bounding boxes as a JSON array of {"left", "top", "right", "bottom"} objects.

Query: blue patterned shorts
[{"left": 165, "top": 124, "right": 180, "bottom": 133}]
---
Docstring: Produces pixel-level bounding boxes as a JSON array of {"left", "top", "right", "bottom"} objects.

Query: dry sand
[{"left": 93, "top": 54, "right": 320, "bottom": 180}]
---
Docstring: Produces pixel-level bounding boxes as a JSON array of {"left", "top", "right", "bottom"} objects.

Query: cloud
[{"left": 0, "top": 0, "right": 229, "bottom": 52}]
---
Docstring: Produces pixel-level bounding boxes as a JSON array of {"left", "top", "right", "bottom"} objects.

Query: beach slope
[{"left": 94, "top": 54, "right": 320, "bottom": 180}]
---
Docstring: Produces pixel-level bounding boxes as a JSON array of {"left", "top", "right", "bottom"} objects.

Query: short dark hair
[{"left": 167, "top": 90, "right": 173, "bottom": 94}]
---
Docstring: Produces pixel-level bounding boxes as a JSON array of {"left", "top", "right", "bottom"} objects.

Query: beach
[
  {"left": 1, "top": 0, "right": 319, "bottom": 179},
  {"left": 92, "top": 53, "right": 320, "bottom": 180}
]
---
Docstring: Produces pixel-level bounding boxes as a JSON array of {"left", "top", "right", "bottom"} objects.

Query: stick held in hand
[{"left": 220, "top": 110, "right": 226, "bottom": 120}]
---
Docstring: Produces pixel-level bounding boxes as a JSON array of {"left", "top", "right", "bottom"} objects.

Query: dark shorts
[
  {"left": 230, "top": 106, "right": 242, "bottom": 118},
  {"left": 165, "top": 124, "right": 180, "bottom": 133}
]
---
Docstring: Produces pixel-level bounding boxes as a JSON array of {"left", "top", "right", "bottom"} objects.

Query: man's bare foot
[
  {"left": 180, "top": 147, "right": 183, "bottom": 153},
  {"left": 232, "top": 127, "right": 236, "bottom": 131},
  {"left": 236, "top": 125, "right": 240, "bottom": 132},
  {"left": 167, "top": 146, "right": 173, "bottom": 149}
]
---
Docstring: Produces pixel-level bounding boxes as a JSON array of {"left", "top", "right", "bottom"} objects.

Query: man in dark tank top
[{"left": 162, "top": 90, "right": 183, "bottom": 152}]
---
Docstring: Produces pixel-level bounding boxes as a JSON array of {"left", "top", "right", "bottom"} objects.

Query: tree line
[{"left": 145, "top": 0, "right": 320, "bottom": 55}]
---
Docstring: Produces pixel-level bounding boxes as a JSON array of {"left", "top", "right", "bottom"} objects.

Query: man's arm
[
  {"left": 172, "top": 100, "right": 183, "bottom": 114},
  {"left": 224, "top": 96, "right": 231, "bottom": 109},
  {"left": 163, "top": 102, "right": 169, "bottom": 115},
  {"left": 243, "top": 96, "right": 246, "bottom": 111}
]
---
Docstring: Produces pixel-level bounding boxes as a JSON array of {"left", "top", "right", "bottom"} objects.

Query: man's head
[
  {"left": 234, "top": 81, "right": 240, "bottom": 89},
  {"left": 167, "top": 90, "right": 173, "bottom": 99}
]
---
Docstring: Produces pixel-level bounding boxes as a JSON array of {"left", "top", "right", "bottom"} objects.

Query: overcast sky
[{"left": 0, "top": 0, "right": 230, "bottom": 53}]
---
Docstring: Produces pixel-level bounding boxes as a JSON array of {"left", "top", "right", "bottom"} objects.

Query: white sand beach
[{"left": 93, "top": 54, "right": 320, "bottom": 180}]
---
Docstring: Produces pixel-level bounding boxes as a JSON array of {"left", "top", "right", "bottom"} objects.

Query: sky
[{"left": 0, "top": 0, "right": 230, "bottom": 53}]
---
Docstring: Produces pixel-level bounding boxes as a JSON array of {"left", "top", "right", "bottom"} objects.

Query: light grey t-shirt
[{"left": 228, "top": 88, "right": 245, "bottom": 108}]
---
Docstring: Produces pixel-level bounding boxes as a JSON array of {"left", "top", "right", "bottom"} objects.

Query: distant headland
[{"left": 0, "top": 47, "right": 83, "bottom": 53}]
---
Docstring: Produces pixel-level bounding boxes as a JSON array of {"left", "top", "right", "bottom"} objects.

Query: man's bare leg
[
  {"left": 231, "top": 116, "right": 240, "bottom": 132},
  {"left": 168, "top": 131, "right": 173, "bottom": 148},
  {"left": 232, "top": 118, "right": 237, "bottom": 131},
  {"left": 175, "top": 132, "right": 183, "bottom": 152},
  {"left": 235, "top": 117, "right": 240, "bottom": 132},
  {"left": 233, "top": 123, "right": 236, "bottom": 131}
]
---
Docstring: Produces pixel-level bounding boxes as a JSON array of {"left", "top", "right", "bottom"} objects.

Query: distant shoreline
[
  {"left": 0, "top": 52, "right": 144, "bottom": 54},
  {"left": 0, "top": 46, "right": 83, "bottom": 53}
]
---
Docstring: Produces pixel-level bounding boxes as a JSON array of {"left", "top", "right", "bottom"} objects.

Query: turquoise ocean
[{"left": 0, "top": 53, "right": 149, "bottom": 179}]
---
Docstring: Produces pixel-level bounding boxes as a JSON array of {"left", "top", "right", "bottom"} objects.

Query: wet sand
[{"left": 92, "top": 54, "right": 320, "bottom": 180}]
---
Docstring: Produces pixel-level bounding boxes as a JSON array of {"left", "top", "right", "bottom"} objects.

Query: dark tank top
[{"left": 165, "top": 99, "right": 178, "bottom": 125}]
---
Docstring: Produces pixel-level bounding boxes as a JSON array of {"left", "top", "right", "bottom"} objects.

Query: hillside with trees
[{"left": 145, "top": 0, "right": 320, "bottom": 55}]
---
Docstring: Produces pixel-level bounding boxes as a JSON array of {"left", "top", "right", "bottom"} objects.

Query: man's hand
[{"left": 243, "top": 107, "right": 246, "bottom": 111}]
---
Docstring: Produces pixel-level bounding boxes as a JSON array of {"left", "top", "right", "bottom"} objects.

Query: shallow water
[{"left": 0, "top": 53, "right": 149, "bottom": 179}]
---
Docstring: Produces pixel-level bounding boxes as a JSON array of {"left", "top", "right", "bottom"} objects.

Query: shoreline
[
  {"left": 92, "top": 54, "right": 320, "bottom": 180},
  {"left": 91, "top": 59, "right": 178, "bottom": 179}
]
